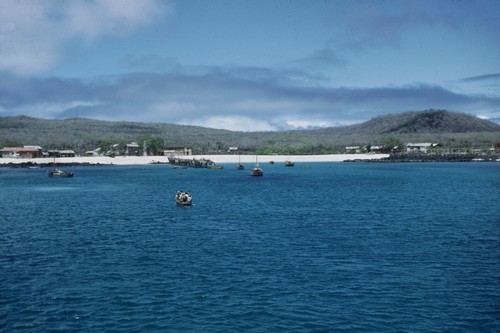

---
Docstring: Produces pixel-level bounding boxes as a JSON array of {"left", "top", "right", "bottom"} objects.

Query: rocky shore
[
  {"left": 345, "top": 153, "right": 500, "bottom": 163},
  {"left": 0, "top": 161, "right": 112, "bottom": 168},
  {"left": 3, "top": 152, "right": 498, "bottom": 167}
]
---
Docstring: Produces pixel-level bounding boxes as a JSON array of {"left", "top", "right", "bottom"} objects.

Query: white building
[{"left": 406, "top": 143, "right": 440, "bottom": 153}]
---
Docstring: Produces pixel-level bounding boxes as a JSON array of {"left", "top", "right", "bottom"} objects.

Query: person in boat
[{"left": 176, "top": 191, "right": 192, "bottom": 203}]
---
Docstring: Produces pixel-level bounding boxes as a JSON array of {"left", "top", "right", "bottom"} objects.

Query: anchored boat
[
  {"left": 250, "top": 155, "right": 263, "bottom": 176},
  {"left": 48, "top": 168, "right": 74, "bottom": 177}
]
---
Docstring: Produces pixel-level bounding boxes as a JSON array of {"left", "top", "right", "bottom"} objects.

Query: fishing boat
[
  {"left": 250, "top": 155, "right": 263, "bottom": 176},
  {"left": 48, "top": 168, "right": 74, "bottom": 177},
  {"left": 175, "top": 191, "right": 192, "bottom": 206},
  {"left": 48, "top": 155, "right": 74, "bottom": 177}
]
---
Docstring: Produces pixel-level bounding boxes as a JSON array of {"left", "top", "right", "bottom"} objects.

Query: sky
[{"left": 0, "top": 0, "right": 499, "bottom": 131}]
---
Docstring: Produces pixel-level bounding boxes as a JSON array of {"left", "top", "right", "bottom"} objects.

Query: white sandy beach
[{"left": 0, "top": 154, "right": 389, "bottom": 165}]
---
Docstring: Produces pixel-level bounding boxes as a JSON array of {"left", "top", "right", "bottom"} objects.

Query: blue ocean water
[{"left": 0, "top": 162, "right": 499, "bottom": 332}]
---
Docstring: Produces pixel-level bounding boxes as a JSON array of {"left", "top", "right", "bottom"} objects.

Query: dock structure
[{"left": 167, "top": 156, "right": 223, "bottom": 168}]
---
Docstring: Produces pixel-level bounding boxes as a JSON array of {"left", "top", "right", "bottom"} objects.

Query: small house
[
  {"left": 84, "top": 148, "right": 101, "bottom": 157},
  {"left": 345, "top": 146, "right": 361, "bottom": 154},
  {"left": 163, "top": 146, "right": 193, "bottom": 156},
  {"left": 0, "top": 146, "right": 43, "bottom": 158},
  {"left": 47, "top": 149, "right": 76, "bottom": 157},
  {"left": 125, "top": 142, "right": 140, "bottom": 156},
  {"left": 406, "top": 143, "right": 440, "bottom": 153},
  {"left": 59, "top": 150, "right": 76, "bottom": 157}
]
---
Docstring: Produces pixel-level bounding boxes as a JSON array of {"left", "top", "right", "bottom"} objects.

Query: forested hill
[
  {"left": 0, "top": 115, "right": 234, "bottom": 150},
  {"left": 1, "top": 109, "right": 499, "bottom": 153},
  {"left": 335, "top": 109, "right": 500, "bottom": 134}
]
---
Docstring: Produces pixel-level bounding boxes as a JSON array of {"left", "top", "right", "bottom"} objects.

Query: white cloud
[
  {"left": 285, "top": 119, "right": 339, "bottom": 129},
  {"left": 0, "top": 0, "right": 169, "bottom": 75},
  {"left": 65, "top": 0, "right": 168, "bottom": 39},
  {"left": 181, "top": 116, "right": 278, "bottom": 132},
  {"left": 476, "top": 110, "right": 500, "bottom": 122},
  {"left": 0, "top": 1, "right": 60, "bottom": 74},
  {"left": 0, "top": 100, "right": 101, "bottom": 119}
]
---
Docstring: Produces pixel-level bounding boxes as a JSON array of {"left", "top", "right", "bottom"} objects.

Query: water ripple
[{"left": 0, "top": 163, "right": 499, "bottom": 332}]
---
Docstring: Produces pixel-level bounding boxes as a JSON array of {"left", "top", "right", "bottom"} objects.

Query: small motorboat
[
  {"left": 175, "top": 191, "right": 192, "bottom": 206},
  {"left": 207, "top": 164, "right": 224, "bottom": 169},
  {"left": 48, "top": 169, "right": 74, "bottom": 177}
]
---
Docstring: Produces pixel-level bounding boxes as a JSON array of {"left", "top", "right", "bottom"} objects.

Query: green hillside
[{"left": 1, "top": 109, "right": 499, "bottom": 154}]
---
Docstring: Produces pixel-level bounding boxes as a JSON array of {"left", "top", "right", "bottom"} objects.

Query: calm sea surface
[{"left": 1, "top": 162, "right": 499, "bottom": 332}]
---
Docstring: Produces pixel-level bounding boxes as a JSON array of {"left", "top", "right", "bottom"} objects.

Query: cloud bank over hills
[{"left": 0, "top": 0, "right": 499, "bottom": 130}]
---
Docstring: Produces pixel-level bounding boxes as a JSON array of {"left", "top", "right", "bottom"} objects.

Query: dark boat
[
  {"left": 250, "top": 155, "right": 263, "bottom": 176},
  {"left": 48, "top": 168, "right": 74, "bottom": 177},
  {"left": 250, "top": 166, "right": 263, "bottom": 176},
  {"left": 207, "top": 164, "right": 224, "bottom": 169},
  {"left": 284, "top": 160, "right": 295, "bottom": 167},
  {"left": 236, "top": 153, "right": 244, "bottom": 170},
  {"left": 175, "top": 191, "right": 192, "bottom": 206},
  {"left": 48, "top": 155, "right": 74, "bottom": 177}
]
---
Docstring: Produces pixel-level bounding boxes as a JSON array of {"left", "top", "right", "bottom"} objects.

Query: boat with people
[
  {"left": 284, "top": 160, "right": 295, "bottom": 167},
  {"left": 48, "top": 168, "right": 74, "bottom": 177},
  {"left": 175, "top": 191, "right": 192, "bottom": 206}
]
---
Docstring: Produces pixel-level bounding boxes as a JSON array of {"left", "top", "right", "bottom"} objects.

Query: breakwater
[
  {"left": 0, "top": 161, "right": 111, "bottom": 168},
  {"left": 345, "top": 153, "right": 500, "bottom": 163}
]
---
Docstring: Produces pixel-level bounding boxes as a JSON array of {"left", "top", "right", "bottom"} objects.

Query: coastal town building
[
  {"left": 47, "top": 150, "right": 76, "bottom": 157},
  {"left": 345, "top": 146, "right": 362, "bottom": 154},
  {"left": 163, "top": 146, "right": 193, "bottom": 156},
  {"left": 406, "top": 143, "right": 440, "bottom": 153},
  {"left": 84, "top": 148, "right": 102, "bottom": 157},
  {"left": 369, "top": 146, "right": 384, "bottom": 153},
  {"left": 125, "top": 142, "right": 140, "bottom": 156}
]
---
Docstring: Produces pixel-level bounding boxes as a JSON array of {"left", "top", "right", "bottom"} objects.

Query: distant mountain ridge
[
  {"left": 336, "top": 109, "right": 500, "bottom": 135},
  {"left": 1, "top": 109, "right": 499, "bottom": 152}
]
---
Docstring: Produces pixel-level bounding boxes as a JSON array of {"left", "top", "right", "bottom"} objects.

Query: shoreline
[
  {"left": 2, "top": 153, "right": 497, "bottom": 167},
  {"left": 0, "top": 154, "right": 389, "bottom": 166}
]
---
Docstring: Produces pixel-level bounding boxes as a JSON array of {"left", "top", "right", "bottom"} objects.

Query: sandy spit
[{"left": 0, "top": 154, "right": 389, "bottom": 166}]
